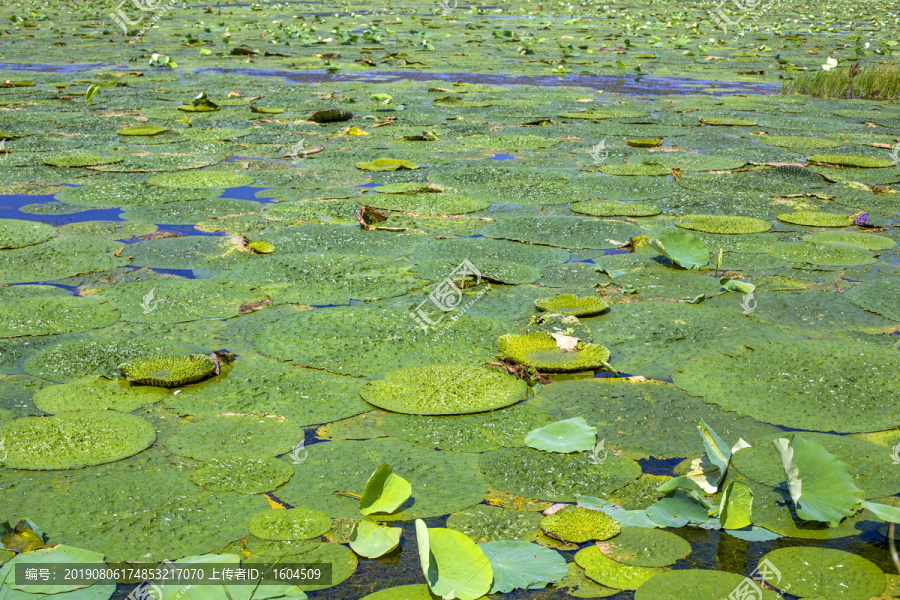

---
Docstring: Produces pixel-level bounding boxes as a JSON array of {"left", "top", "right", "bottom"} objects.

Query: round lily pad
[
  {"left": 165, "top": 414, "right": 301, "bottom": 460},
  {"left": 446, "top": 504, "right": 543, "bottom": 543},
  {"left": 570, "top": 200, "right": 661, "bottom": 217},
  {"left": 479, "top": 541, "right": 568, "bottom": 594},
  {"left": 634, "top": 569, "right": 782, "bottom": 600},
  {"left": 555, "top": 562, "right": 620, "bottom": 598},
  {"left": 190, "top": 456, "right": 294, "bottom": 494},
  {"left": 497, "top": 332, "right": 611, "bottom": 372},
  {"left": 356, "top": 158, "right": 421, "bottom": 171},
  {"left": 32, "top": 375, "right": 169, "bottom": 413},
  {"left": 0, "top": 219, "right": 56, "bottom": 249},
  {"left": 146, "top": 170, "right": 255, "bottom": 189},
  {"left": 43, "top": 154, "right": 123, "bottom": 168},
  {"left": 766, "top": 241, "right": 875, "bottom": 266},
  {"left": 595, "top": 527, "right": 691, "bottom": 567},
  {"left": 118, "top": 124, "right": 168, "bottom": 136},
  {"left": 676, "top": 214, "right": 771, "bottom": 234},
  {"left": 535, "top": 293, "right": 609, "bottom": 317},
  {"left": 541, "top": 505, "right": 621, "bottom": 543},
  {"left": 0, "top": 236, "right": 128, "bottom": 284},
  {"left": 118, "top": 354, "right": 216, "bottom": 387},
  {"left": 479, "top": 447, "right": 641, "bottom": 502},
  {"left": 846, "top": 279, "right": 900, "bottom": 321},
  {"left": 0, "top": 410, "right": 155, "bottom": 470},
  {"left": 575, "top": 546, "right": 666, "bottom": 590},
  {"left": 672, "top": 337, "right": 900, "bottom": 432},
  {"left": 757, "top": 135, "right": 843, "bottom": 149},
  {"left": 776, "top": 210, "right": 855, "bottom": 227},
  {"left": 349, "top": 520, "right": 401, "bottom": 558},
  {"left": 802, "top": 230, "right": 896, "bottom": 251},
  {"left": 758, "top": 547, "right": 885, "bottom": 600},
  {"left": 361, "top": 364, "right": 527, "bottom": 415},
  {"left": 481, "top": 215, "right": 640, "bottom": 250},
  {"left": 249, "top": 507, "right": 332, "bottom": 541},
  {"left": 0, "top": 296, "right": 118, "bottom": 338},
  {"left": 361, "top": 191, "right": 488, "bottom": 214},
  {"left": 55, "top": 182, "right": 220, "bottom": 207},
  {"left": 807, "top": 154, "right": 894, "bottom": 168}
]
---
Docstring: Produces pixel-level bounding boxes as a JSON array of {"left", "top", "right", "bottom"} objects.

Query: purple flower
[{"left": 854, "top": 212, "right": 868, "bottom": 226}]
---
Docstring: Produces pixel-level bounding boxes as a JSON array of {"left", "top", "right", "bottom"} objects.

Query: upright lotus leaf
[
  {"left": 718, "top": 481, "right": 753, "bottom": 529},
  {"left": 249, "top": 507, "right": 332, "bottom": 541},
  {"left": 525, "top": 417, "right": 597, "bottom": 454},
  {"left": 497, "top": 332, "right": 612, "bottom": 372},
  {"left": 719, "top": 277, "right": 755, "bottom": 294},
  {"left": 540, "top": 505, "right": 621, "bottom": 543},
  {"left": 415, "top": 519, "right": 493, "bottom": 600},
  {"left": 574, "top": 546, "right": 666, "bottom": 590},
  {"left": 773, "top": 434, "right": 864, "bottom": 527},
  {"left": 359, "top": 464, "right": 412, "bottom": 516},
  {"left": 647, "top": 230, "right": 708, "bottom": 269},
  {"left": 348, "top": 520, "right": 401, "bottom": 558},
  {"left": 758, "top": 547, "right": 886, "bottom": 600},
  {"left": 0, "top": 410, "right": 155, "bottom": 470},
  {"left": 477, "top": 541, "right": 567, "bottom": 593},
  {"left": 860, "top": 500, "right": 900, "bottom": 523},
  {"left": 595, "top": 527, "right": 691, "bottom": 567},
  {"left": 656, "top": 477, "right": 712, "bottom": 507},
  {"left": 118, "top": 354, "right": 216, "bottom": 388},
  {"left": 697, "top": 419, "right": 748, "bottom": 492}
]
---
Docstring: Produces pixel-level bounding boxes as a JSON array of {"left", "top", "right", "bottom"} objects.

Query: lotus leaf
[
  {"left": 0, "top": 236, "right": 128, "bottom": 284},
  {"left": 554, "top": 563, "right": 620, "bottom": 598},
  {"left": 846, "top": 279, "right": 900, "bottom": 321},
  {"left": 481, "top": 215, "right": 641, "bottom": 250},
  {"left": 0, "top": 410, "right": 155, "bottom": 470},
  {"left": 0, "top": 544, "right": 111, "bottom": 596},
  {"left": 54, "top": 182, "right": 220, "bottom": 207},
  {"left": 595, "top": 527, "right": 691, "bottom": 567},
  {"left": 0, "top": 219, "right": 56, "bottom": 249},
  {"left": 146, "top": 171, "right": 255, "bottom": 189},
  {"left": 646, "top": 490, "right": 710, "bottom": 527},
  {"left": 118, "top": 124, "right": 168, "bottom": 136},
  {"left": 348, "top": 520, "right": 401, "bottom": 558},
  {"left": 249, "top": 508, "right": 332, "bottom": 541},
  {"left": 359, "top": 464, "right": 412, "bottom": 515},
  {"left": 356, "top": 158, "right": 421, "bottom": 171},
  {"left": 570, "top": 200, "right": 661, "bottom": 217},
  {"left": 747, "top": 480, "right": 869, "bottom": 540},
  {"left": 126, "top": 236, "right": 241, "bottom": 270},
  {"left": 634, "top": 569, "right": 782, "bottom": 600},
  {"left": 758, "top": 135, "right": 843, "bottom": 148},
  {"left": 264, "top": 224, "right": 428, "bottom": 259},
  {"left": 497, "top": 332, "right": 611, "bottom": 372},
  {"left": 120, "top": 198, "right": 263, "bottom": 225},
  {"left": 477, "top": 541, "right": 567, "bottom": 593},
  {"left": 43, "top": 154, "right": 123, "bottom": 168},
  {"left": 190, "top": 456, "right": 294, "bottom": 494},
  {"left": 599, "top": 163, "right": 671, "bottom": 176},
  {"left": 718, "top": 481, "right": 753, "bottom": 529},
  {"left": 803, "top": 230, "right": 896, "bottom": 251},
  {"left": 479, "top": 447, "right": 641, "bottom": 502},
  {"left": 275, "top": 438, "right": 487, "bottom": 520},
  {"left": 165, "top": 414, "right": 300, "bottom": 460},
  {"left": 414, "top": 258, "right": 541, "bottom": 285},
  {"left": 673, "top": 338, "right": 900, "bottom": 432},
  {"left": 525, "top": 417, "right": 598, "bottom": 454},
  {"left": 32, "top": 375, "right": 168, "bottom": 413},
  {"left": 807, "top": 154, "right": 894, "bottom": 168},
  {"left": 540, "top": 505, "right": 621, "bottom": 543},
  {"left": 776, "top": 210, "right": 855, "bottom": 227},
  {"left": 534, "top": 293, "right": 609, "bottom": 317},
  {"left": 361, "top": 191, "right": 488, "bottom": 214},
  {"left": 414, "top": 236, "right": 569, "bottom": 268},
  {"left": 676, "top": 214, "right": 771, "bottom": 234},
  {"left": 361, "top": 364, "right": 526, "bottom": 415},
  {"left": 0, "top": 296, "right": 118, "bottom": 337},
  {"left": 247, "top": 240, "right": 276, "bottom": 254},
  {"left": 647, "top": 230, "right": 708, "bottom": 269},
  {"left": 759, "top": 547, "right": 885, "bottom": 599},
  {"left": 575, "top": 546, "right": 666, "bottom": 590},
  {"left": 766, "top": 240, "right": 875, "bottom": 266},
  {"left": 415, "top": 520, "right": 493, "bottom": 600},
  {"left": 446, "top": 505, "right": 543, "bottom": 543},
  {"left": 359, "top": 585, "right": 482, "bottom": 600},
  {"left": 118, "top": 354, "right": 216, "bottom": 387}
]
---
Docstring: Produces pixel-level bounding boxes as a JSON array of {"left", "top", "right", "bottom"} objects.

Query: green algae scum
[{"left": 1, "top": 0, "right": 900, "bottom": 598}]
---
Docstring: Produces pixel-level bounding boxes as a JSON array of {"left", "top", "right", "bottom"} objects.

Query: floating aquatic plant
[{"left": 118, "top": 354, "right": 216, "bottom": 387}]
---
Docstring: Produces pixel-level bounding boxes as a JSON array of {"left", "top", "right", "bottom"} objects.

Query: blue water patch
[
  {"left": 126, "top": 267, "right": 197, "bottom": 279},
  {"left": 220, "top": 186, "right": 277, "bottom": 202},
  {"left": 487, "top": 153, "right": 517, "bottom": 160}
]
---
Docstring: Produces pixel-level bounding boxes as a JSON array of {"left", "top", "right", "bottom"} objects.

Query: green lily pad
[
  {"left": 414, "top": 236, "right": 569, "bottom": 269},
  {"left": 555, "top": 562, "right": 620, "bottom": 598},
  {"left": 480, "top": 215, "right": 640, "bottom": 250},
  {"left": 446, "top": 505, "right": 543, "bottom": 543},
  {"left": 595, "top": 527, "right": 691, "bottom": 567},
  {"left": 525, "top": 417, "right": 598, "bottom": 454},
  {"left": 118, "top": 354, "right": 216, "bottom": 387},
  {"left": 634, "top": 569, "right": 782, "bottom": 600},
  {"left": 415, "top": 520, "right": 493, "bottom": 600},
  {"left": 0, "top": 219, "right": 56, "bottom": 249},
  {"left": 118, "top": 124, "right": 168, "bottom": 136},
  {"left": 43, "top": 154, "right": 123, "bottom": 168},
  {"left": 541, "top": 505, "right": 621, "bottom": 543},
  {"left": 575, "top": 546, "right": 666, "bottom": 590},
  {"left": 0, "top": 236, "right": 128, "bottom": 284},
  {"left": 497, "top": 332, "right": 611, "bottom": 372},
  {"left": 570, "top": 200, "right": 661, "bottom": 217},
  {"left": 0, "top": 296, "right": 118, "bottom": 337},
  {"left": 32, "top": 375, "right": 168, "bottom": 413},
  {"left": 0, "top": 410, "right": 155, "bottom": 470},
  {"left": 348, "top": 520, "right": 401, "bottom": 558},
  {"left": 0, "top": 544, "right": 109, "bottom": 595},
  {"left": 190, "top": 456, "right": 294, "bottom": 494},
  {"left": 54, "top": 182, "right": 221, "bottom": 207},
  {"left": 807, "top": 154, "right": 895, "bottom": 168},
  {"left": 718, "top": 480, "right": 753, "bottom": 529},
  {"left": 361, "top": 364, "right": 527, "bottom": 415},
  {"left": 673, "top": 337, "right": 900, "bottom": 432},
  {"left": 599, "top": 163, "right": 671, "bottom": 176},
  {"left": 646, "top": 489, "right": 710, "bottom": 527},
  {"left": 535, "top": 293, "right": 609, "bottom": 317},
  {"left": 356, "top": 158, "right": 421, "bottom": 171},
  {"left": 846, "top": 279, "right": 900, "bottom": 321},
  {"left": 362, "top": 191, "right": 488, "bottom": 214},
  {"left": 359, "top": 464, "right": 412, "bottom": 516},
  {"left": 676, "top": 214, "right": 771, "bottom": 234},
  {"left": 767, "top": 241, "right": 875, "bottom": 266},
  {"left": 359, "top": 585, "right": 482, "bottom": 600},
  {"left": 803, "top": 230, "right": 896, "bottom": 251},
  {"left": 249, "top": 507, "right": 332, "bottom": 541},
  {"left": 757, "top": 135, "right": 844, "bottom": 149},
  {"left": 310, "top": 108, "right": 353, "bottom": 123},
  {"left": 479, "top": 447, "right": 641, "bottom": 502},
  {"left": 146, "top": 171, "right": 255, "bottom": 189},
  {"left": 165, "top": 414, "right": 301, "bottom": 460},
  {"left": 648, "top": 230, "right": 709, "bottom": 269},
  {"left": 776, "top": 210, "right": 855, "bottom": 227},
  {"left": 478, "top": 541, "right": 567, "bottom": 593},
  {"left": 758, "top": 547, "right": 885, "bottom": 599}
]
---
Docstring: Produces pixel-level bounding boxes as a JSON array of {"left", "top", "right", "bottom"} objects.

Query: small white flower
[{"left": 822, "top": 57, "right": 838, "bottom": 71}]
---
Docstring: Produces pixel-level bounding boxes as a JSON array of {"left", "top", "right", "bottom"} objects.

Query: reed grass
[{"left": 782, "top": 62, "right": 900, "bottom": 100}]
